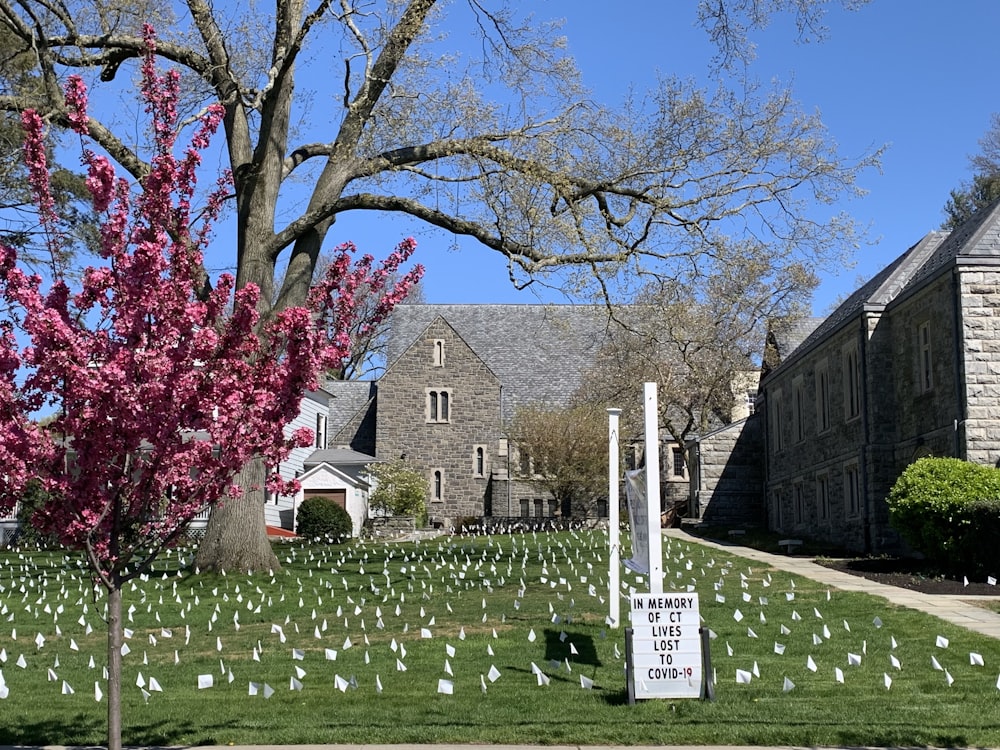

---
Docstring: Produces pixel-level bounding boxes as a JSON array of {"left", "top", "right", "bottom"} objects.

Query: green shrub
[
  {"left": 886, "top": 457, "right": 1000, "bottom": 573},
  {"left": 366, "top": 459, "right": 427, "bottom": 525},
  {"left": 15, "top": 480, "right": 61, "bottom": 549},
  {"left": 295, "top": 497, "right": 353, "bottom": 542}
]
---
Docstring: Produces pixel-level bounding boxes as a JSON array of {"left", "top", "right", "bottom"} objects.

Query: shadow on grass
[{"left": 542, "top": 627, "right": 600, "bottom": 667}]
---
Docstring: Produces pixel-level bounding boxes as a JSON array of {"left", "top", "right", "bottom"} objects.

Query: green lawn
[{"left": 0, "top": 530, "right": 998, "bottom": 747}]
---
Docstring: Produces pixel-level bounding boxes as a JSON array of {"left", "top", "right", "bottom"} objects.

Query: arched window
[
  {"left": 475, "top": 447, "right": 484, "bottom": 476},
  {"left": 433, "top": 470, "right": 443, "bottom": 501},
  {"left": 426, "top": 389, "right": 452, "bottom": 423}
]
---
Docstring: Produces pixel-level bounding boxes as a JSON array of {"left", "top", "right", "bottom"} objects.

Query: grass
[{"left": 0, "top": 530, "right": 999, "bottom": 747}]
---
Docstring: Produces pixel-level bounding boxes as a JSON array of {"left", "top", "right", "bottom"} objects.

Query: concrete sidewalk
[{"left": 665, "top": 528, "right": 1000, "bottom": 640}]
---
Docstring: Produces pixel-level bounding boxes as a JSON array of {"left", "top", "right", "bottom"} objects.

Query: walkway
[{"left": 665, "top": 528, "right": 1000, "bottom": 640}]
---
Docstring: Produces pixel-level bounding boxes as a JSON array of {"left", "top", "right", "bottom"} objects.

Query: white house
[{"left": 293, "top": 448, "right": 378, "bottom": 537}]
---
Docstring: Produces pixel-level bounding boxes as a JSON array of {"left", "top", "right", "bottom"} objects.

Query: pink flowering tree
[{"left": 0, "top": 29, "right": 421, "bottom": 750}]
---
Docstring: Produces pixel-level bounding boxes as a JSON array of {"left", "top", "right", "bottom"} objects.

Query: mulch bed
[{"left": 816, "top": 557, "right": 999, "bottom": 596}]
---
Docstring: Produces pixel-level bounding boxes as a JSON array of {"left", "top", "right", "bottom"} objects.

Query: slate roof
[
  {"left": 771, "top": 197, "right": 1000, "bottom": 374},
  {"left": 303, "top": 447, "right": 379, "bottom": 484},
  {"left": 385, "top": 304, "right": 614, "bottom": 421},
  {"left": 326, "top": 380, "right": 376, "bottom": 428}
]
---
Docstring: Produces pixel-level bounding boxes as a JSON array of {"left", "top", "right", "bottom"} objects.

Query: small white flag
[
  {"left": 197, "top": 674, "right": 213, "bottom": 689},
  {"left": 936, "top": 635, "right": 949, "bottom": 649},
  {"left": 735, "top": 669, "right": 752, "bottom": 684},
  {"left": 834, "top": 667, "right": 844, "bottom": 684},
  {"left": 488, "top": 665, "right": 501, "bottom": 682},
  {"left": 806, "top": 655, "right": 817, "bottom": 672},
  {"left": 971, "top": 652, "right": 985, "bottom": 667},
  {"left": 437, "top": 678, "right": 454, "bottom": 694},
  {"left": 782, "top": 676, "right": 794, "bottom": 692}
]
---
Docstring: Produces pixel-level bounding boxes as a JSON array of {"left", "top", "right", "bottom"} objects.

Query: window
[
  {"left": 843, "top": 344, "right": 861, "bottom": 420},
  {"left": 771, "top": 489, "right": 783, "bottom": 530},
  {"left": 596, "top": 499, "right": 608, "bottom": 518},
  {"left": 533, "top": 498, "right": 543, "bottom": 517},
  {"left": 771, "top": 388, "right": 784, "bottom": 450},
  {"left": 432, "top": 469, "right": 444, "bottom": 502},
  {"left": 474, "top": 446, "right": 485, "bottom": 477},
  {"left": 432, "top": 339, "right": 445, "bottom": 367},
  {"left": 792, "top": 376, "right": 805, "bottom": 443},
  {"left": 671, "top": 447, "right": 685, "bottom": 477},
  {"left": 547, "top": 498, "right": 559, "bottom": 517},
  {"left": 745, "top": 390, "right": 757, "bottom": 416},
  {"left": 815, "top": 359, "right": 831, "bottom": 433},
  {"left": 844, "top": 463, "right": 860, "bottom": 517},
  {"left": 816, "top": 473, "right": 830, "bottom": 521},
  {"left": 918, "top": 322, "right": 933, "bottom": 392},
  {"left": 520, "top": 498, "right": 530, "bottom": 518},
  {"left": 314, "top": 413, "right": 327, "bottom": 449},
  {"left": 793, "top": 482, "right": 803, "bottom": 525},
  {"left": 518, "top": 449, "right": 531, "bottom": 476},
  {"left": 426, "top": 389, "right": 451, "bottom": 423}
]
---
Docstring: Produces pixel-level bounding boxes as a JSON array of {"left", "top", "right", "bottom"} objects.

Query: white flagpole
[
  {"left": 607, "top": 407, "right": 622, "bottom": 628},
  {"left": 643, "top": 382, "right": 663, "bottom": 594}
]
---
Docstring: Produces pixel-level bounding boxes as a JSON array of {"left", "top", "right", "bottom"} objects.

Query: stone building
[
  {"left": 330, "top": 304, "right": 617, "bottom": 528},
  {"left": 749, "top": 199, "right": 1000, "bottom": 552}
]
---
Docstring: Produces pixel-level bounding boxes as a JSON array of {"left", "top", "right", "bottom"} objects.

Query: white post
[
  {"left": 643, "top": 382, "right": 663, "bottom": 594},
  {"left": 607, "top": 407, "right": 622, "bottom": 628}
]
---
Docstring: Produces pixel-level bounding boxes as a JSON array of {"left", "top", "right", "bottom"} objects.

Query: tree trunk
[
  {"left": 195, "top": 456, "right": 281, "bottom": 573},
  {"left": 107, "top": 585, "right": 123, "bottom": 750}
]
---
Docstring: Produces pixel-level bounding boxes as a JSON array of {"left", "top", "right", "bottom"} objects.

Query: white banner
[{"left": 624, "top": 469, "right": 649, "bottom": 574}]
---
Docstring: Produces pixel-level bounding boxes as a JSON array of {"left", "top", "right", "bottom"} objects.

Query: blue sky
[{"left": 321, "top": 0, "right": 1000, "bottom": 314}]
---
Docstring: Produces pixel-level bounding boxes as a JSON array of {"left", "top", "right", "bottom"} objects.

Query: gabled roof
[
  {"left": 769, "top": 198, "right": 1000, "bottom": 375},
  {"left": 303, "top": 447, "right": 378, "bottom": 485},
  {"left": 385, "top": 304, "right": 613, "bottom": 421},
  {"left": 327, "top": 381, "right": 376, "bottom": 428},
  {"left": 298, "top": 460, "right": 370, "bottom": 489}
]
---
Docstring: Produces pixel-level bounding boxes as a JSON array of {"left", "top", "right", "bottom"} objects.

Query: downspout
[{"left": 858, "top": 314, "right": 873, "bottom": 553}]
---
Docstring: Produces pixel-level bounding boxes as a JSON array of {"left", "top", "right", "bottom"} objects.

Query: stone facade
[
  {"left": 330, "top": 305, "right": 632, "bottom": 528},
  {"left": 375, "top": 317, "right": 502, "bottom": 524},
  {"left": 754, "top": 200, "right": 1000, "bottom": 553},
  {"left": 689, "top": 416, "right": 764, "bottom": 526}
]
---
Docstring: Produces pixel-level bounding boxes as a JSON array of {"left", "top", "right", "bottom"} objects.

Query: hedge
[{"left": 886, "top": 457, "right": 1000, "bottom": 575}]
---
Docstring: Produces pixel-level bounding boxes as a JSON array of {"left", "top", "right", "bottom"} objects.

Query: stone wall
[
  {"left": 691, "top": 416, "right": 764, "bottom": 526},
  {"left": 376, "top": 317, "right": 502, "bottom": 525},
  {"left": 958, "top": 268, "right": 1000, "bottom": 467}
]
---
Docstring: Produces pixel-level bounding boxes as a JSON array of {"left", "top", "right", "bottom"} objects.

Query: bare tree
[
  {"left": 507, "top": 402, "right": 608, "bottom": 520},
  {"left": 578, "top": 255, "right": 812, "bottom": 454},
  {"left": 0, "top": 0, "right": 877, "bottom": 571}
]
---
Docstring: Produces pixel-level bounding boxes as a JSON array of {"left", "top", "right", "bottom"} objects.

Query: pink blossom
[{"left": 0, "top": 46, "right": 421, "bottom": 590}]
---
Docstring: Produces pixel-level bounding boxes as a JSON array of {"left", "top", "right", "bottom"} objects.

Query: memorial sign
[{"left": 628, "top": 592, "right": 703, "bottom": 699}]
